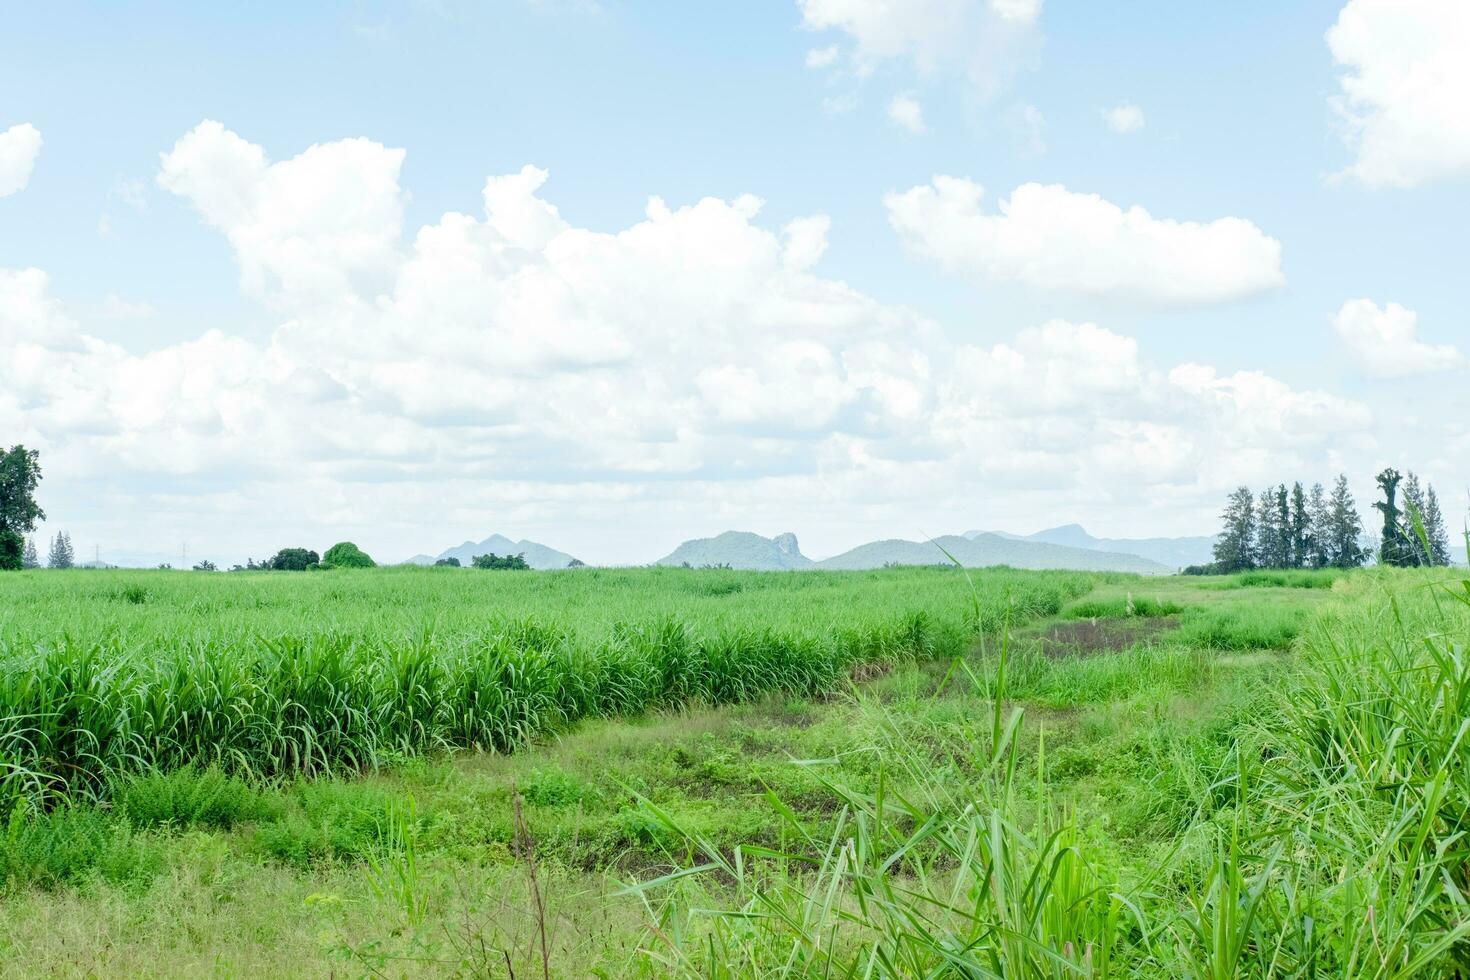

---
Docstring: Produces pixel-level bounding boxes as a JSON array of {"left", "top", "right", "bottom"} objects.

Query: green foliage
[
  {"left": 0, "top": 803, "right": 162, "bottom": 892},
  {"left": 0, "top": 531, "right": 19, "bottom": 572},
  {"left": 1212, "top": 486, "right": 1256, "bottom": 572},
  {"left": 433, "top": 556, "right": 460, "bottom": 567},
  {"left": 1171, "top": 601, "right": 1307, "bottom": 649},
  {"left": 253, "top": 781, "right": 403, "bottom": 866},
  {"left": 114, "top": 767, "right": 280, "bottom": 831},
  {"left": 0, "top": 565, "right": 1093, "bottom": 808},
  {"left": 1222, "top": 568, "right": 1341, "bottom": 589},
  {"left": 321, "top": 541, "right": 375, "bottom": 568},
  {"left": 471, "top": 552, "right": 529, "bottom": 570},
  {"left": 1063, "top": 594, "right": 1182, "bottom": 618},
  {"left": 0, "top": 446, "right": 44, "bottom": 571},
  {"left": 266, "top": 547, "right": 319, "bottom": 571}
]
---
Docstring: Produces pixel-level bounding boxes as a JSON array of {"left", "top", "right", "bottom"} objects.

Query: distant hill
[
  {"left": 820, "top": 534, "right": 1171, "bottom": 575},
  {"left": 964, "top": 524, "right": 1215, "bottom": 571},
  {"left": 655, "top": 531, "right": 813, "bottom": 570},
  {"left": 407, "top": 534, "right": 581, "bottom": 570}
]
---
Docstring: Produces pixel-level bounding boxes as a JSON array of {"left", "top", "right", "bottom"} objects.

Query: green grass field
[{"left": 0, "top": 564, "right": 1466, "bottom": 976}]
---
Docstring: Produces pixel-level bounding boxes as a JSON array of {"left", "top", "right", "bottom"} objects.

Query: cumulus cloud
[
  {"left": 8, "top": 121, "right": 1384, "bottom": 560},
  {"left": 1103, "top": 103, "right": 1144, "bottom": 134},
  {"left": 885, "top": 177, "right": 1284, "bottom": 307},
  {"left": 1332, "top": 298, "right": 1466, "bottom": 377},
  {"left": 887, "top": 94, "right": 926, "bottom": 134},
  {"left": 1328, "top": 0, "right": 1470, "bottom": 188},
  {"left": 797, "top": 0, "right": 1042, "bottom": 99},
  {"left": 0, "top": 123, "right": 42, "bottom": 198},
  {"left": 157, "top": 120, "right": 406, "bottom": 311}
]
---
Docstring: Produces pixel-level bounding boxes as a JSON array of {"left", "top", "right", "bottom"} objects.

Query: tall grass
[
  {"left": 0, "top": 566, "right": 1094, "bottom": 809},
  {"left": 632, "top": 568, "right": 1470, "bottom": 976}
]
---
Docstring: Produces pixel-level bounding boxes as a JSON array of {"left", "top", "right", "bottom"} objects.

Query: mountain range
[
  {"left": 403, "top": 523, "right": 1214, "bottom": 574},
  {"left": 654, "top": 531, "right": 1173, "bottom": 575},
  {"left": 405, "top": 534, "right": 580, "bottom": 570},
  {"left": 962, "top": 524, "right": 1216, "bottom": 570}
]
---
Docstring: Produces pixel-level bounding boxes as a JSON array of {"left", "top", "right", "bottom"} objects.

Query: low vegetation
[{"left": 1, "top": 558, "right": 1467, "bottom": 976}]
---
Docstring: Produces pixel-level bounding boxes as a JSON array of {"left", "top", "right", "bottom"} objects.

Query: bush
[
  {"left": 115, "top": 767, "right": 280, "bottom": 831},
  {"left": 434, "top": 557, "right": 461, "bottom": 567},
  {"left": 1, "top": 804, "right": 162, "bottom": 891},
  {"left": 266, "top": 548, "right": 319, "bottom": 571},
  {"left": 321, "top": 542, "right": 375, "bottom": 569},
  {"left": 471, "top": 552, "right": 530, "bottom": 570}
]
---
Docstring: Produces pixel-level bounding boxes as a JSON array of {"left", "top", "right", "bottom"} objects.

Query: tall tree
[
  {"left": 1401, "top": 471, "right": 1430, "bottom": 565},
  {"left": 1306, "top": 482, "right": 1330, "bottom": 568},
  {"left": 0, "top": 445, "right": 45, "bottom": 571},
  {"left": 1213, "top": 486, "right": 1257, "bottom": 572},
  {"left": 1374, "top": 468, "right": 1413, "bottom": 568},
  {"left": 1424, "top": 484, "right": 1452, "bottom": 567},
  {"left": 1326, "top": 474, "right": 1366, "bottom": 568},
  {"left": 1275, "top": 485, "right": 1292, "bottom": 569},
  {"left": 47, "top": 531, "right": 75, "bottom": 570},
  {"left": 1288, "top": 482, "right": 1310, "bottom": 569},
  {"left": 21, "top": 537, "right": 39, "bottom": 569},
  {"left": 1254, "top": 487, "right": 1284, "bottom": 568}
]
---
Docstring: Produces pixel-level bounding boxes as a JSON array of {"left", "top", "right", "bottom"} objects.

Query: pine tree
[
  {"left": 1255, "top": 488, "right": 1283, "bottom": 568},
  {"left": 21, "top": 537, "right": 38, "bottom": 569},
  {"left": 1288, "top": 482, "right": 1309, "bottom": 569},
  {"left": 1327, "top": 474, "right": 1366, "bottom": 568},
  {"left": 1401, "top": 471, "right": 1430, "bottom": 566},
  {"left": 1424, "top": 484, "right": 1452, "bottom": 566},
  {"left": 1213, "top": 486, "right": 1258, "bottom": 572},
  {"left": 1276, "top": 486, "right": 1292, "bottom": 568},
  {"left": 1306, "top": 482, "right": 1330, "bottom": 568},
  {"left": 47, "top": 531, "right": 74, "bottom": 570}
]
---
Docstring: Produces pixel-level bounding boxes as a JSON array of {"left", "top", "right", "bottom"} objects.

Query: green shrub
[
  {"left": 321, "top": 542, "right": 375, "bottom": 569},
  {"left": 115, "top": 766, "right": 280, "bottom": 830},
  {"left": 253, "top": 781, "right": 402, "bottom": 866},
  {"left": 0, "top": 803, "right": 162, "bottom": 891}
]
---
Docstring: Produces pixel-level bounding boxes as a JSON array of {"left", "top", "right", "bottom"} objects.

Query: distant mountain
[
  {"left": 820, "top": 534, "right": 1171, "bottom": 575},
  {"left": 655, "top": 531, "right": 813, "bottom": 570},
  {"left": 409, "top": 534, "right": 581, "bottom": 570},
  {"left": 963, "top": 524, "right": 1215, "bottom": 570}
]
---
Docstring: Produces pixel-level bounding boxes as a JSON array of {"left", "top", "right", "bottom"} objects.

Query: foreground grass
[{"left": 9, "top": 567, "right": 1464, "bottom": 975}]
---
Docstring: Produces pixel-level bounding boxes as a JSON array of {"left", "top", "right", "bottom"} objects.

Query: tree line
[{"left": 1198, "top": 468, "right": 1454, "bottom": 574}]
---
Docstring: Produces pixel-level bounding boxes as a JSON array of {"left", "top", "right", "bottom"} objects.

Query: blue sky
[{"left": 2, "top": 0, "right": 1467, "bottom": 565}]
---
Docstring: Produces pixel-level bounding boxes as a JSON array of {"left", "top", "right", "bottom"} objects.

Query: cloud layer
[
  {"left": 1328, "top": 0, "right": 1470, "bottom": 188},
  {"left": 3, "top": 122, "right": 1379, "bottom": 559},
  {"left": 885, "top": 177, "right": 1284, "bottom": 307}
]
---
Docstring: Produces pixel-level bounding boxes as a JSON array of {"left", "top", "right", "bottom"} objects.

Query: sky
[{"left": 2, "top": 0, "right": 1468, "bottom": 567}]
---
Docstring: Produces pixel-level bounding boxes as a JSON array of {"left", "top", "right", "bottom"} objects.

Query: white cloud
[
  {"left": 6, "top": 121, "right": 1392, "bottom": 562},
  {"left": 887, "top": 94, "right": 926, "bottom": 134},
  {"left": 1103, "top": 103, "right": 1144, "bottom": 134},
  {"left": 0, "top": 123, "right": 42, "bottom": 198},
  {"left": 885, "top": 177, "right": 1284, "bottom": 307},
  {"left": 797, "top": 0, "right": 1042, "bottom": 99},
  {"left": 805, "top": 45, "right": 839, "bottom": 69},
  {"left": 1332, "top": 298, "right": 1466, "bottom": 377},
  {"left": 1328, "top": 0, "right": 1470, "bottom": 188},
  {"left": 102, "top": 295, "right": 157, "bottom": 319},
  {"left": 157, "top": 120, "right": 406, "bottom": 311}
]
